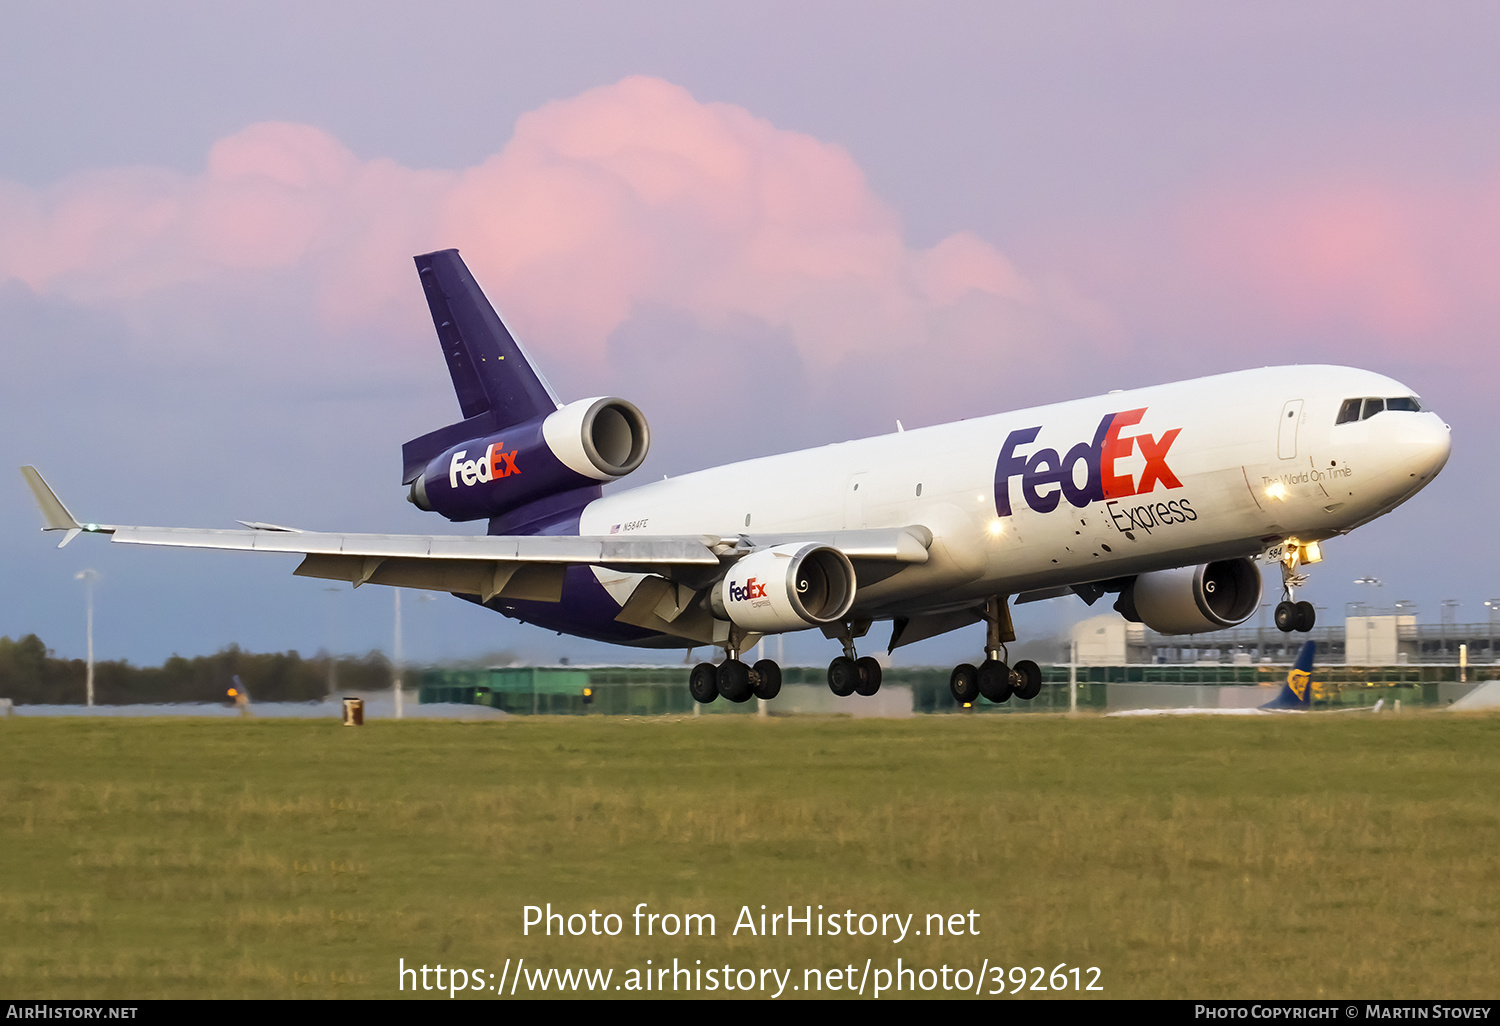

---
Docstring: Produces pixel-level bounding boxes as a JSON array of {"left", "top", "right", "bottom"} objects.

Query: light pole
[
  {"left": 1486, "top": 601, "right": 1500, "bottom": 663},
  {"left": 75, "top": 570, "right": 98, "bottom": 707},
  {"left": 1441, "top": 600, "right": 1461, "bottom": 659},
  {"left": 393, "top": 590, "right": 403, "bottom": 720},
  {"left": 414, "top": 592, "right": 438, "bottom": 707},
  {"left": 323, "top": 587, "right": 342, "bottom": 700},
  {"left": 1441, "top": 599, "right": 1461, "bottom": 626}
]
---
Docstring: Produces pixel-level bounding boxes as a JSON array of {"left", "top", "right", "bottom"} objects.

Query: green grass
[{"left": 1, "top": 713, "right": 1496, "bottom": 999}]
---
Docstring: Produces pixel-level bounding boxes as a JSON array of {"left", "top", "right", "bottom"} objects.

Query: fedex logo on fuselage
[
  {"left": 728, "top": 578, "right": 768, "bottom": 603},
  {"left": 995, "top": 407, "right": 1182, "bottom": 517},
  {"left": 448, "top": 443, "right": 520, "bottom": 488}
]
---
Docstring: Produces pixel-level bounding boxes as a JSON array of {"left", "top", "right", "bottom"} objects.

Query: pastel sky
[{"left": 3, "top": 3, "right": 1495, "bottom": 669}]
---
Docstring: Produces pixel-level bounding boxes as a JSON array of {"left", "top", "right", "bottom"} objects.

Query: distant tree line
[{"left": 0, "top": 634, "right": 412, "bottom": 705}]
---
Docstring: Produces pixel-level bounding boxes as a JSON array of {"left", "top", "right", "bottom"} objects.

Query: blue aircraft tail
[
  {"left": 1260, "top": 641, "right": 1316, "bottom": 710},
  {"left": 401, "top": 249, "right": 560, "bottom": 483}
]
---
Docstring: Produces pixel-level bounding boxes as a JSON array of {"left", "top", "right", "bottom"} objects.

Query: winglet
[{"left": 19, "top": 467, "right": 109, "bottom": 547}]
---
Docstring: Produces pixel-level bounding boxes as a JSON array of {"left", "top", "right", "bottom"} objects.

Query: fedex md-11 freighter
[{"left": 23, "top": 250, "right": 1451, "bottom": 706}]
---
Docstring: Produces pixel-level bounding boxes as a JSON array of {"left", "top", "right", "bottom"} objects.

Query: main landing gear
[
  {"left": 1273, "top": 542, "right": 1318, "bottom": 633},
  {"left": 689, "top": 652, "right": 782, "bottom": 705},
  {"left": 825, "top": 620, "right": 883, "bottom": 697},
  {"left": 690, "top": 625, "right": 782, "bottom": 705},
  {"left": 948, "top": 596, "right": 1043, "bottom": 707},
  {"left": 691, "top": 620, "right": 886, "bottom": 704}
]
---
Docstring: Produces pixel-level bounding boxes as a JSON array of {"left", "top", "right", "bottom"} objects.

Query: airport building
[
  {"left": 1090, "top": 610, "right": 1496, "bottom": 669},
  {"left": 420, "top": 608, "right": 1495, "bottom": 716}
]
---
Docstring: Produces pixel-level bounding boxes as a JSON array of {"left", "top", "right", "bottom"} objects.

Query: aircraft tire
[
  {"left": 689, "top": 662, "right": 719, "bottom": 704},
  {"left": 1274, "top": 600, "right": 1298, "bottom": 632},
  {"left": 827, "top": 656, "right": 858, "bottom": 697},
  {"left": 977, "top": 658, "right": 1012, "bottom": 703},
  {"left": 1012, "top": 659, "right": 1043, "bottom": 700},
  {"left": 752, "top": 659, "right": 782, "bottom": 700},
  {"left": 854, "top": 656, "right": 882, "bottom": 696},
  {"left": 719, "top": 659, "right": 753, "bottom": 703},
  {"left": 949, "top": 663, "right": 979, "bottom": 705},
  {"left": 1295, "top": 601, "right": 1316, "bottom": 632}
]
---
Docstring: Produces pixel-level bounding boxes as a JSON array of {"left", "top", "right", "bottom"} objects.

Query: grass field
[{"left": 1, "top": 712, "right": 1496, "bottom": 999}]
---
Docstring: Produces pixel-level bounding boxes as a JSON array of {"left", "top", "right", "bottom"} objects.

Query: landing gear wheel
[
  {"left": 1294, "top": 601, "right": 1316, "bottom": 632},
  {"left": 977, "top": 658, "right": 1013, "bottom": 703},
  {"left": 1274, "top": 600, "right": 1298, "bottom": 633},
  {"left": 751, "top": 659, "right": 782, "bottom": 700},
  {"left": 689, "top": 662, "right": 719, "bottom": 704},
  {"left": 949, "top": 663, "right": 979, "bottom": 705},
  {"left": 1012, "top": 659, "right": 1043, "bottom": 700},
  {"left": 718, "top": 659, "right": 753, "bottom": 703},
  {"left": 854, "top": 656, "right": 883, "bottom": 696},
  {"left": 827, "top": 656, "right": 858, "bottom": 697}
]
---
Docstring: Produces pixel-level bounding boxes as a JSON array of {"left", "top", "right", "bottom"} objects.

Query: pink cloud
[
  {"left": 1173, "top": 175, "right": 1500, "bottom": 355},
  {"left": 0, "top": 77, "right": 1094, "bottom": 381}
]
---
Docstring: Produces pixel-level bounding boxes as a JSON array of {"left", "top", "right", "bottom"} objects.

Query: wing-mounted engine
[
  {"left": 1115, "top": 557, "right": 1262, "bottom": 635},
  {"left": 710, "top": 544, "right": 857, "bottom": 634},
  {"left": 407, "top": 397, "right": 650, "bottom": 522}
]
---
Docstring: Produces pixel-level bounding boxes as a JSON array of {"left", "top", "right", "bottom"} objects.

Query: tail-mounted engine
[
  {"left": 407, "top": 397, "right": 650, "bottom": 522},
  {"left": 711, "top": 544, "right": 857, "bottom": 634},
  {"left": 1115, "top": 557, "right": 1262, "bottom": 635}
]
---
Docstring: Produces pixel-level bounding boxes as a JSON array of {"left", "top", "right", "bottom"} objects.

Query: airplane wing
[{"left": 20, "top": 466, "right": 930, "bottom": 605}]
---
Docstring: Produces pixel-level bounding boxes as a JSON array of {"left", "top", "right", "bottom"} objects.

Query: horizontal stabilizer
[{"left": 401, "top": 410, "right": 497, "bottom": 484}]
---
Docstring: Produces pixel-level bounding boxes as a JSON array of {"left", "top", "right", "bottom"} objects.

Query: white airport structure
[{"left": 1072, "top": 608, "right": 1495, "bottom": 668}]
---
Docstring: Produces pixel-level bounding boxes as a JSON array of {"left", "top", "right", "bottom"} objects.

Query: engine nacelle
[
  {"left": 712, "top": 544, "right": 857, "bottom": 634},
  {"left": 408, "top": 397, "right": 649, "bottom": 522},
  {"left": 540, "top": 397, "right": 651, "bottom": 481},
  {"left": 1121, "top": 557, "right": 1262, "bottom": 635}
]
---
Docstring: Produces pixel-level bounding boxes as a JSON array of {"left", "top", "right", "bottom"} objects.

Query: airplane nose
[{"left": 1403, "top": 414, "right": 1451, "bottom": 484}]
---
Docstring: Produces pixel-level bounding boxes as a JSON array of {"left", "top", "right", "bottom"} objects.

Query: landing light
[
  {"left": 1264, "top": 482, "right": 1287, "bottom": 501},
  {"left": 1299, "top": 541, "right": 1323, "bottom": 564},
  {"left": 987, "top": 519, "right": 1005, "bottom": 537}
]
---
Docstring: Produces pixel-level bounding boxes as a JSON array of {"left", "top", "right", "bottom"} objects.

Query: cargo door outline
[{"left": 1278, "top": 399, "right": 1303, "bottom": 460}]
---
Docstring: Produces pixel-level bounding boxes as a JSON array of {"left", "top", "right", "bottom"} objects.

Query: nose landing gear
[{"left": 1273, "top": 542, "right": 1318, "bottom": 633}]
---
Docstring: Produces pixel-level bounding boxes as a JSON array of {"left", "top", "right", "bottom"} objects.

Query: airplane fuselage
[{"left": 560, "top": 365, "right": 1448, "bottom": 640}]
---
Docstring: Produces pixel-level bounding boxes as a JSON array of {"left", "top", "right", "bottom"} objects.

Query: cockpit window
[{"left": 1336, "top": 395, "right": 1423, "bottom": 424}]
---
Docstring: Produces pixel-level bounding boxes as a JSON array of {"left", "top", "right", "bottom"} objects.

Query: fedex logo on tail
[
  {"left": 448, "top": 443, "right": 520, "bottom": 488},
  {"left": 995, "top": 408, "right": 1183, "bottom": 516}
]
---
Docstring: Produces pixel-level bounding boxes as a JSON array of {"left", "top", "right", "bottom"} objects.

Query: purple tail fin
[{"left": 402, "top": 250, "right": 559, "bottom": 483}]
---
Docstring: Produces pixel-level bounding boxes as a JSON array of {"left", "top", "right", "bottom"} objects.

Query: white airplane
[{"left": 22, "top": 250, "right": 1452, "bottom": 707}]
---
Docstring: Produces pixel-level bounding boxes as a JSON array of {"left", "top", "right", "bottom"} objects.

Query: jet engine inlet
[
  {"left": 714, "top": 544, "right": 857, "bottom": 634},
  {"left": 542, "top": 397, "right": 650, "bottom": 480}
]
